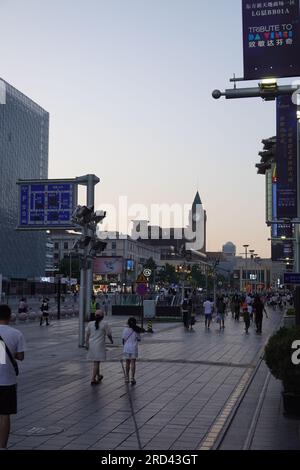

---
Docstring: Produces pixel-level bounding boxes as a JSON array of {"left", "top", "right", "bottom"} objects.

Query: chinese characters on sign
[
  {"left": 242, "top": 0, "right": 300, "bottom": 79},
  {"left": 18, "top": 181, "right": 77, "bottom": 229},
  {"left": 276, "top": 95, "right": 298, "bottom": 220}
]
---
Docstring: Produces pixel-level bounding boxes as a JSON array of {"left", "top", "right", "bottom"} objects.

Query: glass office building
[{"left": 0, "top": 79, "right": 49, "bottom": 278}]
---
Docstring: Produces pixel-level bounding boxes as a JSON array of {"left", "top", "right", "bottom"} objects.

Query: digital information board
[
  {"left": 17, "top": 180, "right": 78, "bottom": 230},
  {"left": 284, "top": 272, "right": 300, "bottom": 285}
]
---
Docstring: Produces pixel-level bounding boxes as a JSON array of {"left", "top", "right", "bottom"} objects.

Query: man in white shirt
[
  {"left": 203, "top": 299, "right": 214, "bottom": 329},
  {"left": 0, "top": 305, "right": 26, "bottom": 449}
]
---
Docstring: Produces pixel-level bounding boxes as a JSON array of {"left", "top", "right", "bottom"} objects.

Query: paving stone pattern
[{"left": 6, "top": 310, "right": 299, "bottom": 450}]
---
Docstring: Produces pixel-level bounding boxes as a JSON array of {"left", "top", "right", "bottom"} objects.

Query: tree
[
  {"left": 58, "top": 256, "right": 80, "bottom": 281},
  {"left": 157, "top": 264, "right": 179, "bottom": 285},
  {"left": 190, "top": 265, "right": 206, "bottom": 287},
  {"left": 143, "top": 257, "right": 157, "bottom": 283}
]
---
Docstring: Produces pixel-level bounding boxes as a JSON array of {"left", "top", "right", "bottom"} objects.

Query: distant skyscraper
[{"left": 0, "top": 79, "right": 49, "bottom": 278}]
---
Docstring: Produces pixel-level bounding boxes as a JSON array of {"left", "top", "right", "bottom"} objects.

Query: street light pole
[
  {"left": 249, "top": 250, "right": 255, "bottom": 293},
  {"left": 243, "top": 245, "right": 249, "bottom": 292},
  {"left": 295, "top": 110, "right": 300, "bottom": 326},
  {"left": 76, "top": 174, "right": 100, "bottom": 347}
]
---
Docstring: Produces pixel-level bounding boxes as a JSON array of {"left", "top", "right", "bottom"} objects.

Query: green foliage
[
  {"left": 143, "top": 258, "right": 157, "bottom": 283},
  {"left": 190, "top": 265, "right": 206, "bottom": 287},
  {"left": 265, "top": 327, "right": 300, "bottom": 394},
  {"left": 59, "top": 256, "right": 80, "bottom": 280},
  {"left": 286, "top": 308, "right": 296, "bottom": 317},
  {"left": 157, "top": 264, "right": 179, "bottom": 284}
]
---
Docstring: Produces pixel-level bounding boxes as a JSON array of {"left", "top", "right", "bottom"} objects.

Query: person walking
[
  {"left": 181, "top": 295, "right": 189, "bottom": 330},
  {"left": 0, "top": 305, "right": 26, "bottom": 449},
  {"left": 18, "top": 298, "right": 28, "bottom": 314},
  {"left": 230, "top": 295, "right": 235, "bottom": 319},
  {"left": 253, "top": 294, "right": 268, "bottom": 334},
  {"left": 242, "top": 300, "right": 251, "bottom": 334},
  {"left": 90, "top": 296, "right": 97, "bottom": 321},
  {"left": 85, "top": 310, "right": 113, "bottom": 385},
  {"left": 40, "top": 297, "right": 50, "bottom": 326},
  {"left": 203, "top": 298, "right": 214, "bottom": 330},
  {"left": 122, "top": 317, "right": 142, "bottom": 385},
  {"left": 234, "top": 295, "right": 241, "bottom": 322},
  {"left": 216, "top": 296, "right": 226, "bottom": 330}
]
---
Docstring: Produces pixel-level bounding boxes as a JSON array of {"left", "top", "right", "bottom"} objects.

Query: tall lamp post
[
  {"left": 243, "top": 244, "right": 249, "bottom": 292},
  {"left": 249, "top": 250, "right": 255, "bottom": 293}
]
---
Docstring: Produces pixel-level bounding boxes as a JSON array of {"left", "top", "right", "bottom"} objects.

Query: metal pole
[
  {"left": 245, "top": 247, "right": 248, "bottom": 293},
  {"left": 57, "top": 277, "right": 61, "bottom": 320},
  {"left": 79, "top": 264, "right": 86, "bottom": 347},
  {"left": 213, "top": 271, "right": 216, "bottom": 307},
  {"left": 85, "top": 175, "right": 96, "bottom": 323},
  {"left": 295, "top": 114, "right": 300, "bottom": 325},
  {"left": 76, "top": 174, "right": 100, "bottom": 347}
]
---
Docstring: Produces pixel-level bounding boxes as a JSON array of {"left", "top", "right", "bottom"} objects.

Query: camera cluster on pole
[
  {"left": 256, "top": 137, "right": 276, "bottom": 175},
  {"left": 71, "top": 205, "right": 107, "bottom": 264}
]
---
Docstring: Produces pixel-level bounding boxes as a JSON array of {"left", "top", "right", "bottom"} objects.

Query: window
[
  {"left": 54, "top": 242, "right": 59, "bottom": 250},
  {"left": 54, "top": 253, "right": 59, "bottom": 260},
  {"left": 112, "top": 242, "right": 116, "bottom": 249},
  {"left": 64, "top": 242, "right": 68, "bottom": 250}
]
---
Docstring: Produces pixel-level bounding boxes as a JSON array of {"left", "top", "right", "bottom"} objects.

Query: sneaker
[
  {"left": 131, "top": 379, "right": 136, "bottom": 385},
  {"left": 125, "top": 376, "right": 129, "bottom": 383}
]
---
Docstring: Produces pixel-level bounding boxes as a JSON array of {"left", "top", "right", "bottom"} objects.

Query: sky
[{"left": 0, "top": 0, "right": 281, "bottom": 258}]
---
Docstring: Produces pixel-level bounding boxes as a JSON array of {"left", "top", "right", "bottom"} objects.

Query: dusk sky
[{"left": 0, "top": 0, "right": 283, "bottom": 257}]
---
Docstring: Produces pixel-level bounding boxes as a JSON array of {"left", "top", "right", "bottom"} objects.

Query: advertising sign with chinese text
[
  {"left": 276, "top": 95, "right": 298, "bottom": 220},
  {"left": 17, "top": 180, "right": 78, "bottom": 230},
  {"left": 242, "top": 0, "right": 300, "bottom": 80}
]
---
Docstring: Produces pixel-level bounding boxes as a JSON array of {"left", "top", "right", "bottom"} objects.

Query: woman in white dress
[{"left": 86, "top": 310, "right": 113, "bottom": 385}]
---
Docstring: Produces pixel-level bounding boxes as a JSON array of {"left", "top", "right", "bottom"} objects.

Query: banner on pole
[
  {"left": 242, "top": 0, "right": 300, "bottom": 80},
  {"left": 276, "top": 95, "right": 298, "bottom": 220}
]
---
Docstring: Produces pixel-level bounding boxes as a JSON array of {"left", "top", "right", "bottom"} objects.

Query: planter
[
  {"left": 282, "top": 391, "right": 300, "bottom": 417},
  {"left": 283, "top": 315, "right": 296, "bottom": 328}
]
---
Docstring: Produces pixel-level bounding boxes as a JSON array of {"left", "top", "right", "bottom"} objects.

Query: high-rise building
[{"left": 0, "top": 79, "right": 49, "bottom": 278}]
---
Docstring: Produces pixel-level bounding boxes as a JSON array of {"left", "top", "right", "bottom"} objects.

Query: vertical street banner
[
  {"left": 242, "top": 0, "right": 300, "bottom": 80},
  {"left": 276, "top": 95, "right": 298, "bottom": 220}
]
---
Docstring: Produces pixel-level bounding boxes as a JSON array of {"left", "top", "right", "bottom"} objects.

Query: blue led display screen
[{"left": 18, "top": 181, "right": 77, "bottom": 229}]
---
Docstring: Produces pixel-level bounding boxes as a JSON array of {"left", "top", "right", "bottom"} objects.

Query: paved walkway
[{"left": 5, "top": 310, "right": 300, "bottom": 450}]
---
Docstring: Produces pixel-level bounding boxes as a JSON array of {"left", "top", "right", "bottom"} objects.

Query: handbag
[{"left": 0, "top": 335, "right": 19, "bottom": 376}]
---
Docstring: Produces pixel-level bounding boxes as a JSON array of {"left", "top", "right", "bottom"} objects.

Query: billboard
[
  {"left": 242, "top": 0, "right": 300, "bottom": 80},
  {"left": 93, "top": 257, "right": 123, "bottom": 275},
  {"left": 17, "top": 180, "right": 77, "bottom": 230},
  {"left": 126, "top": 259, "right": 135, "bottom": 271},
  {"left": 276, "top": 95, "right": 298, "bottom": 220}
]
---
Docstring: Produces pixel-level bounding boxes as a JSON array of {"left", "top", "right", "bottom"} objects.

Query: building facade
[
  {"left": 93, "top": 233, "right": 162, "bottom": 290},
  {"left": 233, "top": 257, "right": 286, "bottom": 292},
  {"left": 0, "top": 79, "right": 49, "bottom": 278},
  {"left": 50, "top": 230, "right": 80, "bottom": 270}
]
